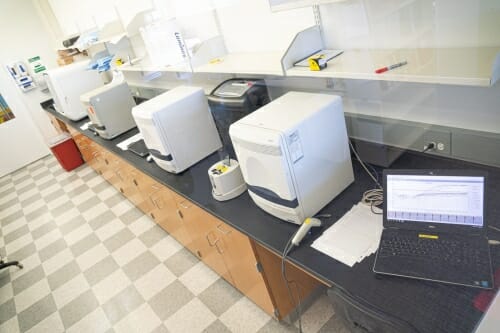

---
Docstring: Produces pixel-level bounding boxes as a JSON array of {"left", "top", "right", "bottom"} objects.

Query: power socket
[{"left": 422, "top": 130, "right": 451, "bottom": 155}]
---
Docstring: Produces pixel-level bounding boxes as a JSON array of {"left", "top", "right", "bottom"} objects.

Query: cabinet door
[
  {"left": 100, "top": 151, "right": 116, "bottom": 184},
  {"left": 91, "top": 145, "right": 105, "bottom": 176},
  {"left": 107, "top": 156, "right": 122, "bottom": 189},
  {"left": 217, "top": 223, "right": 275, "bottom": 316},
  {"left": 173, "top": 194, "right": 206, "bottom": 253},
  {"left": 201, "top": 217, "right": 234, "bottom": 285},
  {"left": 148, "top": 185, "right": 192, "bottom": 247},
  {"left": 128, "top": 169, "right": 155, "bottom": 214},
  {"left": 252, "top": 242, "right": 322, "bottom": 320},
  {"left": 173, "top": 194, "right": 233, "bottom": 284},
  {"left": 75, "top": 137, "right": 93, "bottom": 163},
  {"left": 47, "top": 113, "right": 68, "bottom": 134},
  {"left": 115, "top": 162, "right": 134, "bottom": 197}
]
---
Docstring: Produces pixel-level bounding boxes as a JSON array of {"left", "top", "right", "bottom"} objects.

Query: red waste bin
[{"left": 48, "top": 133, "right": 84, "bottom": 171}]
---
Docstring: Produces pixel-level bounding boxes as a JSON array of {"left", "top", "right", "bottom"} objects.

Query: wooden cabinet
[
  {"left": 175, "top": 196, "right": 234, "bottom": 284},
  {"left": 146, "top": 185, "right": 192, "bottom": 247},
  {"left": 59, "top": 119, "right": 323, "bottom": 321},
  {"left": 127, "top": 169, "right": 155, "bottom": 214},
  {"left": 47, "top": 113, "right": 68, "bottom": 134},
  {"left": 172, "top": 193, "right": 276, "bottom": 315},
  {"left": 216, "top": 223, "right": 276, "bottom": 315},
  {"left": 252, "top": 241, "right": 322, "bottom": 320},
  {"left": 74, "top": 135, "right": 93, "bottom": 163},
  {"left": 172, "top": 193, "right": 215, "bottom": 255}
]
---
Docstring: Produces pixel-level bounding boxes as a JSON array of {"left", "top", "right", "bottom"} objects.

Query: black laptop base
[{"left": 374, "top": 228, "right": 493, "bottom": 289}]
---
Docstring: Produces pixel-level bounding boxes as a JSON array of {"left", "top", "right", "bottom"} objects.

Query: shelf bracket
[{"left": 312, "top": 5, "right": 324, "bottom": 43}]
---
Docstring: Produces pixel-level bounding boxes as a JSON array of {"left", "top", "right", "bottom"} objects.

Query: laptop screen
[{"left": 386, "top": 174, "right": 484, "bottom": 228}]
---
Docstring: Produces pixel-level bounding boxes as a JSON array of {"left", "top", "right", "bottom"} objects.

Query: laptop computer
[{"left": 373, "top": 169, "right": 493, "bottom": 289}]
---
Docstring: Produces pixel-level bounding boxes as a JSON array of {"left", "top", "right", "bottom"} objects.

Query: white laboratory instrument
[
  {"left": 131, "top": 86, "right": 222, "bottom": 174},
  {"left": 208, "top": 159, "right": 246, "bottom": 201},
  {"left": 80, "top": 82, "right": 136, "bottom": 139},
  {"left": 44, "top": 61, "right": 102, "bottom": 121},
  {"left": 229, "top": 91, "right": 354, "bottom": 225}
]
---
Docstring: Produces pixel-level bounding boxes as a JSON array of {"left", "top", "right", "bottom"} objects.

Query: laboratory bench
[{"left": 43, "top": 99, "right": 500, "bottom": 333}]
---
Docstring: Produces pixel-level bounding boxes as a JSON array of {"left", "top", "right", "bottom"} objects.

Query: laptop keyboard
[{"left": 379, "top": 236, "right": 486, "bottom": 269}]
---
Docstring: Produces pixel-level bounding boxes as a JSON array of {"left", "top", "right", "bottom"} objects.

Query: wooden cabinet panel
[
  {"left": 147, "top": 186, "right": 188, "bottom": 242},
  {"left": 107, "top": 156, "right": 122, "bottom": 189},
  {"left": 90, "top": 144, "right": 105, "bottom": 176},
  {"left": 100, "top": 151, "right": 116, "bottom": 183},
  {"left": 197, "top": 216, "right": 234, "bottom": 285},
  {"left": 75, "top": 136, "right": 93, "bottom": 163},
  {"left": 47, "top": 113, "right": 68, "bottom": 134},
  {"left": 172, "top": 194, "right": 208, "bottom": 254},
  {"left": 128, "top": 169, "right": 155, "bottom": 214},
  {"left": 252, "top": 241, "right": 322, "bottom": 320},
  {"left": 145, "top": 188, "right": 192, "bottom": 250},
  {"left": 172, "top": 194, "right": 233, "bottom": 284},
  {"left": 115, "top": 162, "right": 135, "bottom": 197},
  {"left": 216, "top": 223, "right": 275, "bottom": 316}
]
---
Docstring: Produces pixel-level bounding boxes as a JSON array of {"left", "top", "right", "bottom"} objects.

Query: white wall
[
  {"left": 0, "top": 0, "right": 59, "bottom": 141},
  {"left": 0, "top": 1, "right": 56, "bottom": 175},
  {"left": 215, "top": 0, "right": 315, "bottom": 53}
]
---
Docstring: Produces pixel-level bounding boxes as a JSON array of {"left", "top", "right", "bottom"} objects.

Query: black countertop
[{"left": 43, "top": 100, "right": 500, "bottom": 333}]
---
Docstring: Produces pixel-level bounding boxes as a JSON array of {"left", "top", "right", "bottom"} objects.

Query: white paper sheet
[
  {"left": 116, "top": 133, "right": 143, "bottom": 151},
  {"left": 80, "top": 121, "right": 91, "bottom": 130},
  {"left": 311, "top": 203, "right": 383, "bottom": 267}
]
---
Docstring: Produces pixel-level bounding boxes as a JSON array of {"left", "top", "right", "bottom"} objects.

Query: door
[{"left": 0, "top": 72, "right": 49, "bottom": 177}]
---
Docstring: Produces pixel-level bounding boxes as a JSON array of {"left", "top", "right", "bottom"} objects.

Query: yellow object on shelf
[{"left": 308, "top": 56, "right": 327, "bottom": 71}]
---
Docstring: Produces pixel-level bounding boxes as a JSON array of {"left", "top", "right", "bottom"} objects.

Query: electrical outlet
[{"left": 422, "top": 129, "right": 451, "bottom": 155}]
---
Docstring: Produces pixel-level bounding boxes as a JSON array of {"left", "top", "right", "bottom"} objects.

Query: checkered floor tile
[{"left": 0, "top": 155, "right": 348, "bottom": 333}]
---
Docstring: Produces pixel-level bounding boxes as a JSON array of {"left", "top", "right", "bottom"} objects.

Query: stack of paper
[{"left": 311, "top": 203, "right": 383, "bottom": 267}]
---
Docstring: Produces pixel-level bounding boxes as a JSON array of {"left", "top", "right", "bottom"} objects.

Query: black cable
[
  {"left": 281, "top": 234, "right": 303, "bottom": 333},
  {"left": 421, "top": 142, "right": 436, "bottom": 153},
  {"left": 349, "top": 140, "right": 382, "bottom": 189}
]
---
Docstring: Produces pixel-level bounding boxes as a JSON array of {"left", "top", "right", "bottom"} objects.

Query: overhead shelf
[
  {"left": 118, "top": 55, "right": 192, "bottom": 73},
  {"left": 283, "top": 26, "right": 500, "bottom": 87},
  {"left": 193, "top": 52, "right": 285, "bottom": 76},
  {"left": 119, "top": 36, "right": 227, "bottom": 75}
]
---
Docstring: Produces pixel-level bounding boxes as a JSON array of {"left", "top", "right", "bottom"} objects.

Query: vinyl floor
[{"left": 0, "top": 154, "right": 350, "bottom": 333}]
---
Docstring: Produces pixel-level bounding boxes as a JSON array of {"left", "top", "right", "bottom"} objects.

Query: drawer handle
[
  {"left": 133, "top": 179, "right": 138, "bottom": 186},
  {"left": 151, "top": 196, "right": 164, "bottom": 210},
  {"left": 206, "top": 232, "right": 219, "bottom": 247},
  {"left": 216, "top": 224, "right": 231, "bottom": 235},
  {"left": 176, "top": 209, "right": 184, "bottom": 219},
  {"left": 179, "top": 201, "right": 191, "bottom": 209},
  {"left": 104, "top": 158, "right": 109, "bottom": 165},
  {"left": 215, "top": 241, "right": 224, "bottom": 254}
]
